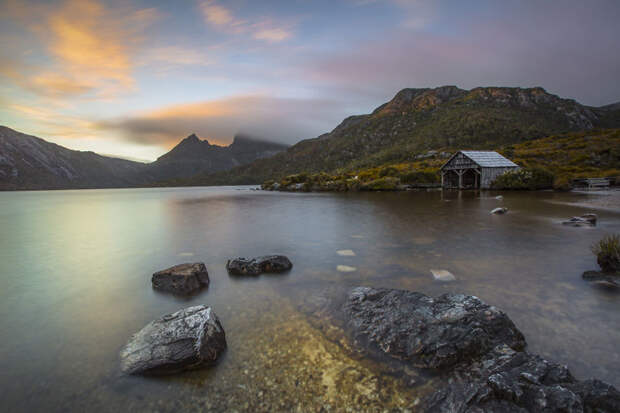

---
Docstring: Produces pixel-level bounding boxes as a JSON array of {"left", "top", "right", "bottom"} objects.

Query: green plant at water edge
[
  {"left": 491, "top": 168, "right": 554, "bottom": 190},
  {"left": 591, "top": 234, "right": 620, "bottom": 274}
]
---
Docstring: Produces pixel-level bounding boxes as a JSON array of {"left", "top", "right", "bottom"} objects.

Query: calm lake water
[{"left": 0, "top": 186, "right": 619, "bottom": 412}]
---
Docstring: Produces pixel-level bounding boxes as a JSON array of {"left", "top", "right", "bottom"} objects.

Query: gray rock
[
  {"left": 226, "top": 255, "right": 292, "bottom": 276},
  {"left": 562, "top": 214, "right": 597, "bottom": 227},
  {"left": 582, "top": 271, "right": 619, "bottom": 287},
  {"left": 152, "top": 262, "right": 209, "bottom": 294},
  {"left": 342, "top": 287, "right": 526, "bottom": 369},
  {"left": 424, "top": 344, "right": 620, "bottom": 412},
  {"left": 120, "top": 305, "right": 226, "bottom": 375},
  {"left": 491, "top": 207, "right": 508, "bottom": 214}
]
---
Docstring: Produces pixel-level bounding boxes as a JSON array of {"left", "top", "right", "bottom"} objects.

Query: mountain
[
  {"left": 183, "top": 86, "right": 620, "bottom": 185},
  {"left": 0, "top": 126, "right": 288, "bottom": 190},
  {"left": 146, "top": 133, "right": 288, "bottom": 181},
  {"left": 0, "top": 126, "right": 150, "bottom": 190}
]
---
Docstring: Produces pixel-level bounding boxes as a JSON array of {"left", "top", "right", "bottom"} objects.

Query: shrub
[
  {"left": 591, "top": 234, "right": 620, "bottom": 274},
  {"left": 400, "top": 170, "right": 439, "bottom": 185},
  {"left": 553, "top": 175, "right": 573, "bottom": 191},
  {"left": 378, "top": 166, "right": 400, "bottom": 177},
  {"left": 491, "top": 168, "right": 554, "bottom": 190},
  {"left": 361, "top": 177, "right": 400, "bottom": 191}
]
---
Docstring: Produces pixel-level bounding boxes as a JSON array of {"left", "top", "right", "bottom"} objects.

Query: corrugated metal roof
[{"left": 460, "top": 151, "right": 519, "bottom": 168}]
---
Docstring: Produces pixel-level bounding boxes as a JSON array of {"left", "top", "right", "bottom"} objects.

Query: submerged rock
[
  {"left": 152, "top": 262, "right": 209, "bottom": 294},
  {"left": 337, "top": 265, "right": 357, "bottom": 272},
  {"left": 583, "top": 271, "right": 619, "bottom": 287},
  {"left": 120, "top": 305, "right": 226, "bottom": 375},
  {"left": 491, "top": 207, "right": 508, "bottom": 214},
  {"left": 430, "top": 269, "right": 456, "bottom": 282},
  {"left": 226, "top": 255, "right": 292, "bottom": 276},
  {"left": 562, "top": 213, "right": 597, "bottom": 227},
  {"left": 342, "top": 287, "right": 525, "bottom": 369},
  {"left": 424, "top": 344, "right": 620, "bottom": 412}
]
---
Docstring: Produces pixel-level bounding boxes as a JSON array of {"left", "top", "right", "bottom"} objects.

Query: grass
[{"left": 591, "top": 234, "right": 620, "bottom": 274}]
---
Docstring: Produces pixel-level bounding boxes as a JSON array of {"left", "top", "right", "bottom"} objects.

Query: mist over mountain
[{"left": 181, "top": 86, "right": 620, "bottom": 186}]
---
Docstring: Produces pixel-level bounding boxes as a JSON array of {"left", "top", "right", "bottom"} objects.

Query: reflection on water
[{"left": 0, "top": 187, "right": 619, "bottom": 411}]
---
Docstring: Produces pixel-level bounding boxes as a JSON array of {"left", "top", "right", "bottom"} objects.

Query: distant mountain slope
[
  {"left": 147, "top": 133, "right": 288, "bottom": 181},
  {"left": 0, "top": 127, "right": 288, "bottom": 190},
  {"left": 0, "top": 126, "right": 150, "bottom": 190},
  {"left": 184, "top": 86, "right": 620, "bottom": 185}
]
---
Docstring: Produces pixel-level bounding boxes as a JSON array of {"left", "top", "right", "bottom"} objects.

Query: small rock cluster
[{"left": 120, "top": 254, "right": 292, "bottom": 376}]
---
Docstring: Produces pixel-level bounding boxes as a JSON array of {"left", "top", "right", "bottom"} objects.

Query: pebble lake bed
[{"left": 0, "top": 186, "right": 619, "bottom": 411}]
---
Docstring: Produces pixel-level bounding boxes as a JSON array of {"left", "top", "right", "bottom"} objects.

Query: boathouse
[{"left": 440, "top": 151, "right": 519, "bottom": 189}]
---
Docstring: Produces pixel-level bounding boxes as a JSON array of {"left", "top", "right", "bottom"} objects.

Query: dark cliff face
[
  {"left": 147, "top": 133, "right": 288, "bottom": 181},
  {"left": 188, "top": 86, "right": 620, "bottom": 185},
  {"left": 0, "top": 126, "right": 149, "bottom": 190}
]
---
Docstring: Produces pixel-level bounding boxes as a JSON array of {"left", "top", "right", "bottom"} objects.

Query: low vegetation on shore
[{"left": 262, "top": 129, "right": 620, "bottom": 192}]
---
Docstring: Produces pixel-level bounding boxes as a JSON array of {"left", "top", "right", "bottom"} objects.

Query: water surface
[{"left": 0, "top": 187, "right": 619, "bottom": 411}]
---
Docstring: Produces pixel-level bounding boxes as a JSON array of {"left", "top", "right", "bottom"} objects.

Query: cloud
[
  {"left": 2, "top": 0, "right": 160, "bottom": 99},
  {"left": 300, "top": 1, "right": 620, "bottom": 107},
  {"left": 198, "top": 0, "right": 292, "bottom": 42},
  {"left": 95, "top": 95, "right": 349, "bottom": 147}
]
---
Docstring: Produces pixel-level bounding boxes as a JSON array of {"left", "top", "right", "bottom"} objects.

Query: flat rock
[
  {"left": 424, "top": 344, "right": 620, "bottom": 412},
  {"left": 152, "top": 262, "right": 209, "bottom": 294},
  {"left": 336, "top": 249, "right": 356, "bottom": 256},
  {"left": 342, "top": 287, "right": 525, "bottom": 369},
  {"left": 431, "top": 269, "right": 456, "bottom": 282},
  {"left": 120, "top": 305, "right": 226, "bottom": 375},
  {"left": 226, "top": 255, "right": 292, "bottom": 276},
  {"left": 337, "top": 265, "right": 357, "bottom": 272}
]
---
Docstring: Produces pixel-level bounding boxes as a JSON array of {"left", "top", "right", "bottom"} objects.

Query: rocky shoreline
[{"left": 301, "top": 286, "right": 620, "bottom": 412}]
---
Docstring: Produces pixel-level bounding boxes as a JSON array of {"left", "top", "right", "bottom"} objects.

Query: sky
[{"left": 1, "top": 0, "right": 619, "bottom": 162}]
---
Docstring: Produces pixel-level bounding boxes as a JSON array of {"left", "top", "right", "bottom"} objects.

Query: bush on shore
[
  {"left": 591, "top": 234, "right": 620, "bottom": 274},
  {"left": 491, "top": 168, "right": 554, "bottom": 190}
]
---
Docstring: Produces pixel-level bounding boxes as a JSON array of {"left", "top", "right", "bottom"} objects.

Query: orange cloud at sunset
[{"left": 3, "top": 0, "right": 159, "bottom": 99}]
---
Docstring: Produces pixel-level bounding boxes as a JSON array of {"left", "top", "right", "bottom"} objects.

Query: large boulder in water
[
  {"left": 226, "top": 255, "right": 292, "bottom": 276},
  {"left": 120, "top": 305, "right": 226, "bottom": 375},
  {"left": 342, "top": 287, "right": 526, "bottom": 369},
  {"left": 424, "top": 344, "right": 620, "bottom": 412},
  {"left": 152, "top": 263, "right": 209, "bottom": 294}
]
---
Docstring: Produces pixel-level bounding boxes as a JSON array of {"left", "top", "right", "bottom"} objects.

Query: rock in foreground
[
  {"left": 226, "top": 255, "right": 292, "bottom": 276},
  {"left": 491, "top": 207, "right": 508, "bottom": 214},
  {"left": 120, "top": 305, "right": 226, "bottom": 375},
  {"left": 152, "top": 262, "right": 209, "bottom": 294},
  {"left": 424, "top": 344, "right": 620, "bottom": 412},
  {"left": 343, "top": 287, "right": 526, "bottom": 368}
]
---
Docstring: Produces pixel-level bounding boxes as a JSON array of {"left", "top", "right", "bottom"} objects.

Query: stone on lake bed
[
  {"left": 120, "top": 305, "right": 226, "bottom": 375},
  {"left": 337, "top": 265, "right": 357, "bottom": 272},
  {"left": 336, "top": 249, "right": 356, "bottom": 256},
  {"left": 226, "top": 255, "right": 292, "bottom": 276},
  {"left": 152, "top": 262, "right": 209, "bottom": 294},
  {"left": 495, "top": 195, "right": 504, "bottom": 200},
  {"left": 430, "top": 269, "right": 456, "bottom": 282},
  {"left": 491, "top": 207, "right": 508, "bottom": 214}
]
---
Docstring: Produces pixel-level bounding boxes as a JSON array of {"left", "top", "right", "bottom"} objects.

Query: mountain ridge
[
  {"left": 179, "top": 85, "right": 620, "bottom": 186},
  {"left": 0, "top": 126, "right": 287, "bottom": 190}
]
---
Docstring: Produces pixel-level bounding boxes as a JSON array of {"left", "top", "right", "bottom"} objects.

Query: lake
[{"left": 0, "top": 186, "right": 619, "bottom": 411}]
